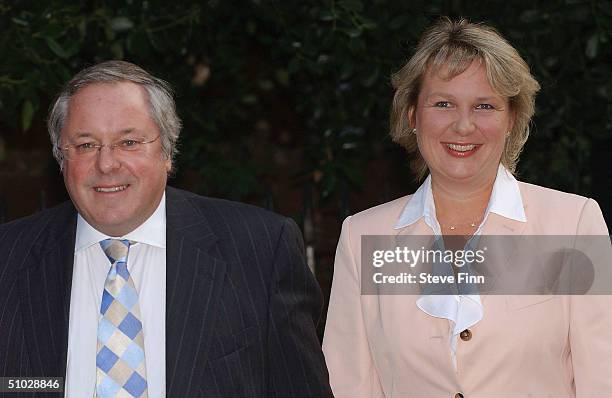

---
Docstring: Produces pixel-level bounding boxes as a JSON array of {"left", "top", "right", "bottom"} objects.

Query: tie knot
[{"left": 100, "top": 239, "right": 130, "bottom": 264}]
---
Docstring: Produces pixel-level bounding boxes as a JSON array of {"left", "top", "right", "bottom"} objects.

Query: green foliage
[{"left": 1, "top": 0, "right": 610, "bottom": 198}]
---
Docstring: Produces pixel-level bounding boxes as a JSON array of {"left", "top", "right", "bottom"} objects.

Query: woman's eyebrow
[
  {"left": 426, "top": 92, "right": 456, "bottom": 100},
  {"left": 475, "top": 96, "right": 502, "bottom": 102}
]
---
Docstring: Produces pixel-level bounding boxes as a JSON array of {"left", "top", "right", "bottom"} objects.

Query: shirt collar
[
  {"left": 75, "top": 192, "right": 167, "bottom": 252},
  {"left": 394, "top": 164, "right": 526, "bottom": 230},
  {"left": 394, "top": 173, "right": 434, "bottom": 229}
]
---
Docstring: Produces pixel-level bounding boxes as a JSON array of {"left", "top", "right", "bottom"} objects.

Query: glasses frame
[{"left": 59, "top": 134, "right": 162, "bottom": 160}]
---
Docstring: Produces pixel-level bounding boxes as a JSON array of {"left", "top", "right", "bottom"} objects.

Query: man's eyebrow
[
  {"left": 71, "top": 131, "right": 93, "bottom": 139},
  {"left": 72, "top": 128, "right": 138, "bottom": 138}
]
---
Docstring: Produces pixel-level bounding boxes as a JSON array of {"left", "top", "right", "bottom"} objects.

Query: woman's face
[{"left": 413, "top": 61, "right": 514, "bottom": 186}]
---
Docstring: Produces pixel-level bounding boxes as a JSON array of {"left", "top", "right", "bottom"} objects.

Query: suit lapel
[
  {"left": 16, "top": 188, "right": 227, "bottom": 393},
  {"left": 164, "top": 187, "right": 227, "bottom": 396},
  {"left": 17, "top": 202, "right": 76, "bottom": 378}
]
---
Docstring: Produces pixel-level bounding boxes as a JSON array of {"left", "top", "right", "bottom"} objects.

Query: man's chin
[{"left": 86, "top": 212, "right": 139, "bottom": 236}]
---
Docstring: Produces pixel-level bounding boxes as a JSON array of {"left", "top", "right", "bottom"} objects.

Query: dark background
[{"left": 1, "top": 0, "right": 611, "bottom": 334}]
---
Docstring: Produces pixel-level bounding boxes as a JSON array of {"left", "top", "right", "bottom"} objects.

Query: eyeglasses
[{"left": 59, "top": 135, "right": 161, "bottom": 160}]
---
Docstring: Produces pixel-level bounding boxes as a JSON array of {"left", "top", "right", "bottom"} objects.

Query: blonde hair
[{"left": 390, "top": 18, "right": 541, "bottom": 180}]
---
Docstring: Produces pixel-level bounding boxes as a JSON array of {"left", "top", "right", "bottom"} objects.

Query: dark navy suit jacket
[{"left": 0, "top": 186, "right": 332, "bottom": 397}]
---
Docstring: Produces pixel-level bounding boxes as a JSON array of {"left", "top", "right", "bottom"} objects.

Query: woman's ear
[
  {"left": 507, "top": 102, "right": 516, "bottom": 133},
  {"left": 407, "top": 105, "right": 417, "bottom": 130}
]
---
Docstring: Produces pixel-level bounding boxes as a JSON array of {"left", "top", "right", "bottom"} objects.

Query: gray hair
[{"left": 48, "top": 60, "right": 182, "bottom": 171}]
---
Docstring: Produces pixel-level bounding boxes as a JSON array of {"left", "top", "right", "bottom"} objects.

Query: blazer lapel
[
  {"left": 164, "top": 187, "right": 227, "bottom": 396},
  {"left": 477, "top": 213, "right": 528, "bottom": 303},
  {"left": 17, "top": 202, "right": 76, "bottom": 378}
]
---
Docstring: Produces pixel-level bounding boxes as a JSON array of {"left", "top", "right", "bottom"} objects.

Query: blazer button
[
  {"left": 460, "top": 329, "right": 472, "bottom": 341},
  {"left": 455, "top": 393, "right": 464, "bottom": 398}
]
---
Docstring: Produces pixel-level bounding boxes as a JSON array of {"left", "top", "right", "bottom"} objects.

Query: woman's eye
[
  {"left": 77, "top": 142, "right": 95, "bottom": 149},
  {"left": 476, "top": 103, "right": 494, "bottom": 110},
  {"left": 434, "top": 101, "right": 450, "bottom": 108}
]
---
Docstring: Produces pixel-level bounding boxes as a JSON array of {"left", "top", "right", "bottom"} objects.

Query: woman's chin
[{"left": 433, "top": 166, "right": 494, "bottom": 184}]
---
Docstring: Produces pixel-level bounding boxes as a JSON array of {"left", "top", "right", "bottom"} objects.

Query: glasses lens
[
  {"left": 117, "top": 139, "right": 143, "bottom": 151},
  {"left": 75, "top": 145, "right": 97, "bottom": 155}
]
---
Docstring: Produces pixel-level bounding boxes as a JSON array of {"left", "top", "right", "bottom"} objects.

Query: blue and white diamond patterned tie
[{"left": 96, "top": 239, "right": 148, "bottom": 398}]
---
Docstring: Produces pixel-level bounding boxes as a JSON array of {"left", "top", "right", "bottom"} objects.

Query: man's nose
[{"left": 95, "top": 145, "right": 121, "bottom": 173}]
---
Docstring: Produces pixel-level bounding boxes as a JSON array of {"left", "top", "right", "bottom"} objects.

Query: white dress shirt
[
  {"left": 394, "top": 164, "right": 527, "bottom": 368},
  {"left": 65, "top": 193, "right": 167, "bottom": 398}
]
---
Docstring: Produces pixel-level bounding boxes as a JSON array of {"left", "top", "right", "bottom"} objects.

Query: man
[{"left": 0, "top": 61, "right": 331, "bottom": 397}]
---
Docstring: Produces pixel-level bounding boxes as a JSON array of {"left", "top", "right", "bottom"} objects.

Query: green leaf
[
  {"left": 45, "top": 37, "right": 70, "bottom": 58},
  {"left": 389, "top": 15, "right": 409, "bottom": 30},
  {"left": 361, "top": 20, "right": 377, "bottom": 30},
  {"left": 21, "top": 100, "right": 34, "bottom": 132},
  {"left": 241, "top": 94, "right": 258, "bottom": 105},
  {"left": 520, "top": 9, "right": 539, "bottom": 23},
  {"left": 63, "top": 39, "right": 81, "bottom": 58},
  {"left": 275, "top": 69, "right": 289, "bottom": 86},
  {"left": 339, "top": 0, "right": 363, "bottom": 12},
  {"left": 110, "top": 42, "right": 124, "bottom": 59},
  {"left": 78, "top": 19, "right": 87, "bottom": 38},
  {"left": 12, "top": 17, "right": 28, "bottom": 27},
  {"left": 40, "top": 23, "right": 63, "bottom": 39},
  {"left": 258, "top": 80, "right": 274, "bottom": 91},
  {"left": 126, "top": 30, "right": 151, "bottom": 57},
  {"left": 363, "top": 68, "right": 379, "bottom": 87},
  {"left": 110, "top": 17, "right": 134, "bottom": 32},
  {"left": 319, "top": 11, "right": 336, "bottom": 22},
  {"left": 343, "top": 27, "right": 362, "bottom": 38},
  {"left": 586, "top": 35, "right": 598, "bottom": 59}
]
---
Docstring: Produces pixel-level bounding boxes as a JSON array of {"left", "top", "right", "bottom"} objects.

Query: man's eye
[
  {"left": 76, "top": 142, "right": 96, "bottom": 150},
  {"left": 476, "top": 103, "right": 494, "bottom": 110},
  {"left": 120, "top": 139, "right": 139, "bottom": 147},
  {"left": 434, "top": 101, "right": 450, "bottom": 108}
]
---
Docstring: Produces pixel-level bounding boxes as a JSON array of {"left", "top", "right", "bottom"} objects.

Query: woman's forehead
[{"left": 420, "top": 60, "right": 508, "bottom": 100}]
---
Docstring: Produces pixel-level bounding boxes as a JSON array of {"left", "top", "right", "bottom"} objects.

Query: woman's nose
[{"left": 453, "top": 110, "right": 476, "bottom": 136}]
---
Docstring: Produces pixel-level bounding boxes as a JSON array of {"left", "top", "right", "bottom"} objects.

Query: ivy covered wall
[{"left": 0, "top": 1, "right": 610, "bottom": 297}]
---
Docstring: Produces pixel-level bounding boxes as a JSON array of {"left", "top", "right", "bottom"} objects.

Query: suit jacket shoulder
[
  {"left": 169, "top": 186, "right": 290, "bottom": 230},
  {"left": 344, "top": 194, "right": 411, "bottom": 236},
  {"left": 518, "top": 181, "right": 608, "bottom": 234},
  {"left": 0, "top": 200, "right": 76, "bottom": 272},
  {"left": 166, "top": 186, "right": 296, "bottom": 264},
  {"left": 164, "top": 186, "right": 331, "bottom": 397}
]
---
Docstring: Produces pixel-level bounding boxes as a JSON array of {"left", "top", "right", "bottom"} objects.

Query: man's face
[{"left": 61, "top": 82, "right": 171, "bottom": 236}]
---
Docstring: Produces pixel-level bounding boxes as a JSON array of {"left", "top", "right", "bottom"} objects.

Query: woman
[{"left": 322, "top": 18, "right": 611, "bottom": 397}]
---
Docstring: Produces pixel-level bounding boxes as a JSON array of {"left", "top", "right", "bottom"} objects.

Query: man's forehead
[
  {"left": 67, "top": 81, "right": 148, "bottom": 108},
  {"left": 61, "top": 81, "right": 156, "bottom": 140},
  {"left": 67, "top": 128, "right": 143, "bottom": 140}
]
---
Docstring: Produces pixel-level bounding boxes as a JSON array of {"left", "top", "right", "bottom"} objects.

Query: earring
[{"left": 411, "top": 128, "right": 417, "bottom": 135}]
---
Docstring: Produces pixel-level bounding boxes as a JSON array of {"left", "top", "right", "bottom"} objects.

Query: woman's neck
[{"left": 431, "top": 172, "right": 496, "bottom": 235}]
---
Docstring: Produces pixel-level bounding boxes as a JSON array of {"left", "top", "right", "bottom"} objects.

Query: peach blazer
[{"left": 323, "top": 181, "right": 612, "bottom": 398}]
